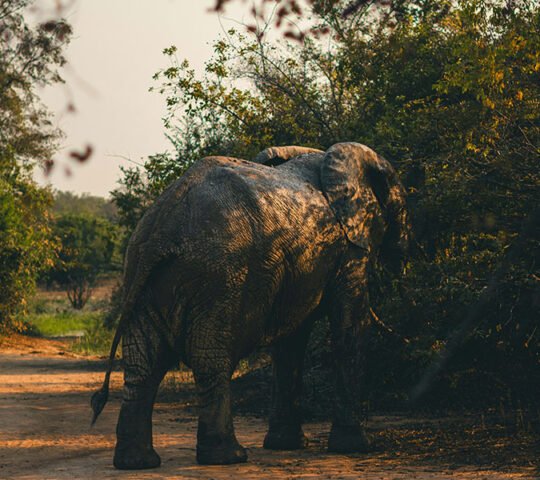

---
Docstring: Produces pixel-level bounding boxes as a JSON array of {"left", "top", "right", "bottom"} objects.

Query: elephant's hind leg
[
  {"left": 114, "top": 310, "right": 175, "bottom": 470},
  {"left": 192, "top": 354, "right": 247, "bottom": 465},
  {"left": 263, "top": 318, "right": 314, "bottom": 450}
]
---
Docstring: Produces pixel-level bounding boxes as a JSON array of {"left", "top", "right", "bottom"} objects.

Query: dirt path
[{"left": 0, "top": 338, "right": 537, "bottom": 480}]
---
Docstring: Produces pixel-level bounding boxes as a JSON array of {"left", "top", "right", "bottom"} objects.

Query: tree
[
  {"left": 0, "top": 151, "right": 55, "bottom": 330},
  {"left": 0, "top": 0, "right": 71, "bottom": 331},
  {"left": 52, "top": 191, "right": 118, "bottom": 222},
  {"left": 46, "top": 215, "right": 120, "bottom": 309},
  {"left": 0, "top": 0, "right": 71, "bottom": 166}
]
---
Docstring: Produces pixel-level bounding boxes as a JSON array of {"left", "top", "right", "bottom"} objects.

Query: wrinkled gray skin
[{"left": 91, "top": 142, "right": 410, "bottom": 469}]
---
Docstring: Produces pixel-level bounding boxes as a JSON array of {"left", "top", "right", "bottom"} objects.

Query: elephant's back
[
  {"left": 187, "top": 156, "right": 337, "bottom": 246},
  {"left": 146, "top": 155, "right": 335, "bottom": 243}
]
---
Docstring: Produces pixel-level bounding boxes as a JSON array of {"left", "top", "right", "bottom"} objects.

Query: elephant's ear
[
  {"left": 321, "top": 142, "right": 398, "bottom": 252},
  {"left": 253, "top": 146, "right": 323, "bottom": 166}
]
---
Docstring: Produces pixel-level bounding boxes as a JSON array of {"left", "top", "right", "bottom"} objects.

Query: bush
[
  {"left": 45, "top": 215, "right": 122, "bottom": 309},
  {"left": 0, "top": 153, "right": 55, "bottom": 332}
]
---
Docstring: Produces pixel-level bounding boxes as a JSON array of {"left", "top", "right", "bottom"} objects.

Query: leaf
[{"left": 69, "top": 145, "right": 94, "bottom": 163}]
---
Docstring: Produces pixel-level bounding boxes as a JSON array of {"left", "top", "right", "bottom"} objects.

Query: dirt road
[{"left": 0, "top": 336, "right": 537, "bottom": 480}]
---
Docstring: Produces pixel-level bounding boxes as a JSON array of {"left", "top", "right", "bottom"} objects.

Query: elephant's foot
[
  {"left": 113, "top": 443, "right": 161, "bottom": 470},
  {"left": 263, "top": 426, "right": 308, "bottom": 450},
  {"left": 196, "top": 439, "right": 248, "bottom": 465},
  {"left": 327, "top": 424, "right": 371, "bottom": 453}
]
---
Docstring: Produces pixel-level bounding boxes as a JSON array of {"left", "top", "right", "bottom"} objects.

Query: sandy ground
[{"left": 0, "top": 336, "right": 537, "bottom": 480}]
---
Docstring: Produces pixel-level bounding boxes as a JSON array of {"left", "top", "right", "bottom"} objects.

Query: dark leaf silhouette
[
  {"left": 44, "top": 158, "right": 55, "bottom": 176},
  {"left": 69, "top": 145, "right": 93, "bottom": 163}
]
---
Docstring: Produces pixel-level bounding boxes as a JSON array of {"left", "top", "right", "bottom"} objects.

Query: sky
[{"left": 36, "top": 0, "right": 248, "bottom": 197}]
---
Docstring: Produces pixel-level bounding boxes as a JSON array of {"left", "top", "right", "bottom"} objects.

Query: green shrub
[
  {"left": 0, "top": 155, "right": 55, "bottom": 332},
  {"left": 45, "top": 215, "right": 122, "bottom": 309}
]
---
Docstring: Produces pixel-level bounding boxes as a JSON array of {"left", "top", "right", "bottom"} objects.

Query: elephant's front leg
[
  {"left": 193, "top": 355, "right": 247, "bottom": 465},
  {"left": 114, "top": 312, "right": 172, "bottom": 470},
  {"left": 328, "top": 255, "right": 372, "bottom": 453},
  {"left": 263, "top": 319, "right": 314, "bottom": 450}
]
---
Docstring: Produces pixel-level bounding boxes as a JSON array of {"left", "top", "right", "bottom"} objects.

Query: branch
[
  {"left": 245, "top": 47, "right": 336, "bottom": 136},
  {"left": 370, "top": 307, "right": 410, "bottom": 344}
]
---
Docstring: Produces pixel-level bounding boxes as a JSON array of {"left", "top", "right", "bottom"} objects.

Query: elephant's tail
[{"left": 90, "top": 313, "right": 125, "bottom": 426}]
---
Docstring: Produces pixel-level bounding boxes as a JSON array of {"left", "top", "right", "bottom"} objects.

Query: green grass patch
[
  {"left": 27, "top": 310, "right": 114, "bottom": 356},
  {"left": 70, "top": 322, "right": 114, "bottom": 356},
  {"left": 26, "top": 289, "right": 115, "bottom": 356},
  {"left": 27, "top": 311, "right": 101, "bottom": 337}
]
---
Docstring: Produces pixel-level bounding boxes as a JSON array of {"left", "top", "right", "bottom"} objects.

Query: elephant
[{"left": 91, "top": 142, "right": 410, "bottom": 469}]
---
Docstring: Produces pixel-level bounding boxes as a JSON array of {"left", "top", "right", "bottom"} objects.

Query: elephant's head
[
  {"left": 321, "top": 142, "right": 410, "bottom": 272},
  {"left": 253, "top": 142, "right": 410, "bottom": 272}
]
